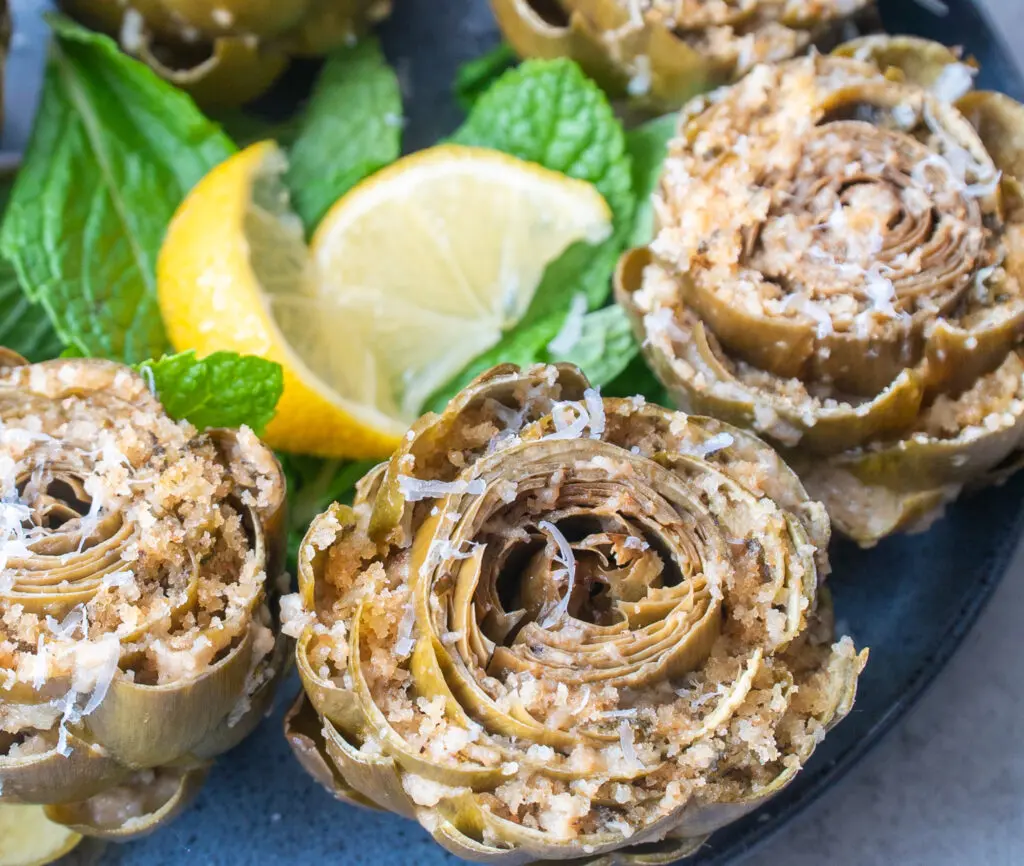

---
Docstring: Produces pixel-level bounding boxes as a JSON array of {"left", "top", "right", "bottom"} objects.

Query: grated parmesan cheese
[
  {"left": 539, "top": 521, "right": 577, "bottom": 627},
  {"left": 394, "top": 601, "right": 417, "bottom": 657},
  {"left": 583, "top": 389, "right": 605, "bottom": 440},
  {"left": 397, "top": 475, "right": 485, "bottom": 501},
  {"left": 618, "top": 720, "right": 644, "bottom": 771},
  {"left": 931, "top": 62, "right": 976, "bottom": 103}
]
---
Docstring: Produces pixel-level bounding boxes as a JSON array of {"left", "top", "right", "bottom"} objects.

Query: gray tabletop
[{"left": 746, "top": 4, "right": 1024, "bottom": 849}]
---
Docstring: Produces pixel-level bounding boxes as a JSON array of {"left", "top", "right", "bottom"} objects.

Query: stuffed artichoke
[
  {"left": 282, "top": 362, "right": 866, "bottom": 863},
  {"left": 61, "top": 0, "right": 394, "bottom": 108},
  {"left": 619, "top": 37, "right": 1024, "bottom": 546},
  {"left": 491, "top": 0, "right": 877, "bottom": 112},
  {"left": 0, "top": 352, "right": 286, "bottom": 863}
]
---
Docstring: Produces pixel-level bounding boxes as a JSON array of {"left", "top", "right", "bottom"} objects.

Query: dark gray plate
[{"left": 5, "top": 0, "right": 1024, "bottom": 863}]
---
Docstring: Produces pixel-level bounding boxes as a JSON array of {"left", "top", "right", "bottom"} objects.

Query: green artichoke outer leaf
[
  {"left": 832, "top": 34, "right": 965, "bottom": 87},
  {"left": 281, "top": 362, "right": 866, "bottom": 864},
  {"left": 621, "top": 37, "right": 1024, "bottom": 545},
  {"left": 43, "top": 765, "right": 211, "bottom": 840},
  {"left": 0, "top": 355, "right": 287, "bottom": 841},
  {"left": 284, "top": 694, "right": 384, "bottom": 811}
]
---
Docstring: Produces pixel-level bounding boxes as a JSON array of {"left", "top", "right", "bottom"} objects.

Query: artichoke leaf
[
  {"left": 283, "top": 694, "right": 382, "bottom": 810},
  {"left": 42, "top": 765, "right": 209, "bottom": 840}
]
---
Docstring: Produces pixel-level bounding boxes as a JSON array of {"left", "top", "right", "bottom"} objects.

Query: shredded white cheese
[
  {"left": 583, "top": 389, "right": 605, "bottom": 440},
  {"left": 695, "top": 432, "right": 735, "bottom": 457},
  {"left": 119, "top": 9, "right": 145, "bottom": 53},
  {"left": 546, "top": 403, "right": 591, "bottom": 441},
  {"left": 965, "top": 171, "right": 1002, "bottom": 198},
  {"left": 539, "top": 521, "right": 577, "bottom": 627},
  {"left": 80, "top": 635, "right": 121, "bottom": 716},
  {"left": 931, "top": 63, "right": 976, "bottom": 103},
  {"left": 974, "top": 265, "right": 997, "bottom": 302},
  {"left": 627, "top": 55, "right": 653, "bottom": 97},
  {"left": 394, "top": 602, "right": 417, "bottom": 658},
  {"left": 618, "top": 720, "right": 644, "bottom": 771},
  {"left": 397, "top": 476, "right": 485, "bottom": 501}
]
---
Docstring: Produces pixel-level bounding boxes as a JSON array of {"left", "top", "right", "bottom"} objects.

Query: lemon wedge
[
  {"left": 0, "top": 804, "right": 82, "bottom": 866},
  {"left": 158, "top": 141, "right": 612, "bottom": 458}
]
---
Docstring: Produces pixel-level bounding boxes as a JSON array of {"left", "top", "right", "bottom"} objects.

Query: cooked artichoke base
[
  {"left": 284, "top": 364, "right": 865, "bottom": 853},
  {"left": 0, "top": 364, "right": 271, "bottom": 715},
  {"left": 303, "top": 556, "right": 855, "bottom": 838},
  {"left": 63, "top": 767, "right": 183, "bottom": 831},
  {"left": 0, "top": 357, "right": 285, "bottom": 840},
  {"left": 622, "top": 40, "right": 1024, "bottom": 544}
]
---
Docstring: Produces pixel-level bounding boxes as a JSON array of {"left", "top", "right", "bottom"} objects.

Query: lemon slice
[
  {"left": 0, "top": 804, "right": 82, "bottom": 866},
  {"left": 158, "top": 141, "right": 612, "bottom": 458}
]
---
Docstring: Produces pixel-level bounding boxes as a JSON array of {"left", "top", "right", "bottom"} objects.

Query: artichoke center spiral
[
  {"left": 748, "top": 120, "right": 983, "bottom": 330},
  {"left": 447, "top": 448, "right": 727, "bottom": 707}
]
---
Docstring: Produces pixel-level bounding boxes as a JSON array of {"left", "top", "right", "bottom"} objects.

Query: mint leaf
[
  {"left": 625, "top": 114, "right": 677, "bottom": 247},
  {"left": 0, "top": 261, "right": 65, "bottom": 362},
  {"left": 0, "top": 16, "right": 235, "bottom": 365},
  {"left": 452, "top": 59, "right": 634, "bottom": 228},
  {"left": 0, "top": 176, "right": 63, "bottom": 361},
  {"left": 138, "top": 351, "right": 283, "bottom": 433},
  {"left": 549, "top": 305, "right": 640, "bottom": 388},
  {"left": 454, "top": 44, "right": 518, "bottom": 111},
  {"left": 216, "top": 110, "right": 302, "bottom": 149},
  {"left": 287, "top": 38, "right": 402, "bottom": 233}
]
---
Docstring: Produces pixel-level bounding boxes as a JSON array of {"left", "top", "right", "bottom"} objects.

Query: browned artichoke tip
[
  {"left": 619, "top": 37, "right": 1024, "bottom": 546},
  {"left": 490, "top": 0, "right": 877, "bottom": 112},
  {"left": 281, "top": 362, "right": 866, "bottom": 864},
  {"left": 0, "top": 352, "right": 288, "bottom": 857},
  {"left": 60, "top": 0, "right": 394, "bottom": 108}
]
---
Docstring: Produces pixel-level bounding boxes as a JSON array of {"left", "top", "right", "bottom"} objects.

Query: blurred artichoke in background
[
  {"left": 61, "top": 0, "right": 394, "bottom": 108},
  {"left": 491, "top": 0, "right": 877, "bottom": 112},
  {"left": 619, "top": 36, "right": 1024, "bottom": 545},
  {"left": 282, "top": 362, "right": 865, "bottom": 863},
  {"left": 0, "top": 352, "right": 287, "bottom": 863}
]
